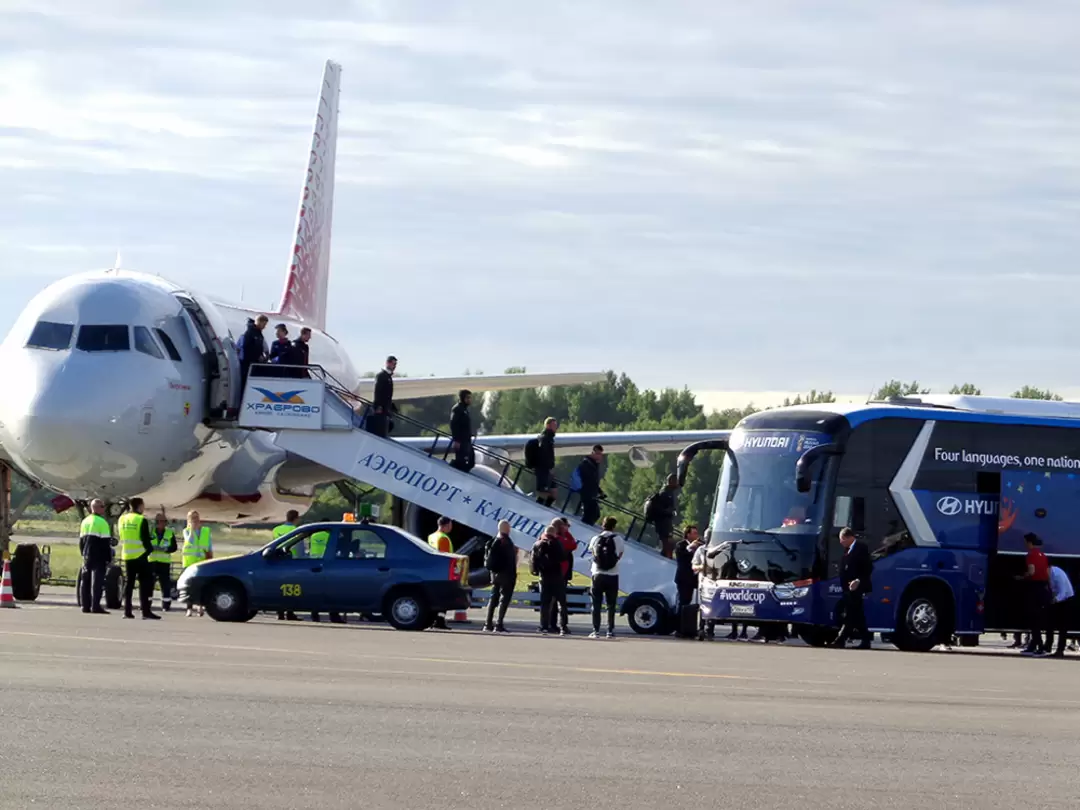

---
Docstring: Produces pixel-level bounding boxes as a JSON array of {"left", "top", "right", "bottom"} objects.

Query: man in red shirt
[
  {"left": 552, "top": 518, "right": 578, "bottom": 634},
  {"left": 1018, "top": 532, "right": 1051, "bottom": 656}
]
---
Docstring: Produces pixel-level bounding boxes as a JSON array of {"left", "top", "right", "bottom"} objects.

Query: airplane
[{"left": 0, "top": 60, "right": 728, "bottom": 528}]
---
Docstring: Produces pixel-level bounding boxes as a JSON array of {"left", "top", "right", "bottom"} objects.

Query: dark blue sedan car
[{"left": 176, "top": 521, "right": 470, "bottom": 630}]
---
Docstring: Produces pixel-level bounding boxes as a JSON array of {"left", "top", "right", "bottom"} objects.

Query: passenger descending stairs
[{"left": 238, "top": 371, "right": 677, "bottom": 610}]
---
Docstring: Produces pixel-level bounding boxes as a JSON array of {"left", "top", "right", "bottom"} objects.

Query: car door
[
  {"left": 252, "top": 528, "right": 328, "bottom": 612},
  {"left": 322, "top": 526, "right": 395, "bottom": 613}
]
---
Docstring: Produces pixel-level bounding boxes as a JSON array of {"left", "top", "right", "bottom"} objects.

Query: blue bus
[{"left": 682, "top": 396, "right": 1080, "bottom": 651}]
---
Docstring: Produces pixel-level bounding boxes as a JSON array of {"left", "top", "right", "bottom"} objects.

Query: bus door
[{"left": 982, "top": 471, "right": 1024, "bottom": 631}]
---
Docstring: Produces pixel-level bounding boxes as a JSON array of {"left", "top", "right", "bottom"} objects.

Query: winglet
[{"left": 276, "top": 59, "right": 341, "bottom": 330}]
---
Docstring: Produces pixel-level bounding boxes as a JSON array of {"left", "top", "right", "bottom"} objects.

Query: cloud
[{"left": 2, "top": 0, "right": 1080, "bottom": 396}]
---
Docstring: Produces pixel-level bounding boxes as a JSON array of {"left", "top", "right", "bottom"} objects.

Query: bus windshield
[{"left": 708, "top": 429, "right": 833, "bottom": 583}]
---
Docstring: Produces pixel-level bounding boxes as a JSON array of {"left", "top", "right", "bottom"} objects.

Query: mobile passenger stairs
[{"left": 237, "top": 365, "right": 679, "bottom": 634}]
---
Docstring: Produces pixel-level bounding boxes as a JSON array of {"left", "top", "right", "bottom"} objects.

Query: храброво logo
[{"left": 254, "top": 388, "right": 307, "bottom": 405}]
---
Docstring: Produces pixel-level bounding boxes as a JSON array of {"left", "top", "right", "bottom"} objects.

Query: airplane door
[{"left": 174, "top": 294, "right": 241, "bottom": 420}]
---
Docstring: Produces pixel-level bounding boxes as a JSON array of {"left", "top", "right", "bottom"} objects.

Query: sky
[{"left": 3, "top": 1, "right": 1080, "bottom": 404}]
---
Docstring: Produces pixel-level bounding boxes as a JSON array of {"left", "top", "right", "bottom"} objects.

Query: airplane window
[
  {"left": 133, "top": 326, "right": 164, "bottom": 359},
  {"left": 26, "top": 321, "right": 74, "bottom": 350},
  {"left": 76, "top": 325, "right": 130, "bottom": 352},
  {"left": 155, "top": 328, "right": 182, "bottom": 362}
]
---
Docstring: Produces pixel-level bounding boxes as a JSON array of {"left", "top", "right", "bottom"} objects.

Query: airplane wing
[
  {"left": 396, "top": 429, "right": 732, "bottom": 464},
  {"left": 353, "top": 371, "right": 607, "bottom": 402}
]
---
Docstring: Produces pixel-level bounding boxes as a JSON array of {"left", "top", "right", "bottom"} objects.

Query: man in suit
[
  {"left": 833, "top": 527, "right": 873, "bottom": 649},
  {"left": 368, "top": 355, "right": 397, "bottom": 437}
]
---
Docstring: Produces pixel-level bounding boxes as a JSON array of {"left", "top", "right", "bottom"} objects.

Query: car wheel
[
  {"left": 893, "top": 589, "right": 949, "bottom": 652},
  {"left": 625, "top": 598, "right": 666, "bottom": 635},
  {"left": 104, "top": 566, "right": 124, "bottom": 610},
  {"left": 203, "top": 580, "right": 250, "bottom": 622},
  {"left": 384, "top": 590, "right": 430, "bottom": 631}
]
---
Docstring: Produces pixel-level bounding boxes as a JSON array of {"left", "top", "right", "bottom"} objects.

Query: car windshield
[{"left": 708, "top": 429, "right": 832, "bottom": 583}]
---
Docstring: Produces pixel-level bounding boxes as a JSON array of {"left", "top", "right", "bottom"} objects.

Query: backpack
[
  {"left": 594, "top": 532, "right": 618, "bottom": 572},
  {"left": 530, "top": 536, "right": 558, "bottom": 576},
  {"left": 644, "top": 490, "right": 662, "bottom": 520},
  {"left": 523, "top": 438, "right": 540, "bottom": 469},
  {"left": 569, "top": 466, "right": 582, "bottom": 493}
]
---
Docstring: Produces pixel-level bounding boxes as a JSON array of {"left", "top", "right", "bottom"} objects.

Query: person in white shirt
[
  {"left": 587, "top": 517, "right": 624, "bottom": 638},
  {"left": 1045, "top": 566, "right": 1075, "bottom": 658}
]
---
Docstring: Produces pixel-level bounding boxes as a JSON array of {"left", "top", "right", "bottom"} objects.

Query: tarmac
[{"left": 1, "top": 587, "right": 1078, "bottom": 810}]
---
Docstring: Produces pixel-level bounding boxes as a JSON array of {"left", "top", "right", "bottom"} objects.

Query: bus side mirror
[
  {"left": 676, "top": 439, "right": 729, "bottom": 487},
  {"left": 795, "top": 443, "right": 840, "bottom": 492}
]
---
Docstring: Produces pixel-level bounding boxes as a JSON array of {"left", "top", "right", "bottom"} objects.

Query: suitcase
[{"left": 678, "top": 604, "right": 700, "bottom": 638}]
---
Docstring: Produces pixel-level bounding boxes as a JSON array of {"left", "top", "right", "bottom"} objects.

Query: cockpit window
[
  {"left": 26, "top": 321, "right": 74, "bottom": 350},
  {"left": 155, "top": 328, "right": 182, "bottom": 362},
  {"left": 133, "top": 326, "right": 163, "bottom": 359},
  {"left": 76, "top": 325, "right": 130, "bottom": 352}
]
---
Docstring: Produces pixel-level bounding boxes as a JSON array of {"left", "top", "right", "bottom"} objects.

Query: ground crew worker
[
  {"left": 427, "top": 516, "right": 454, "bottom": 629},
  {"left": 275, "top": 510, "right": 301, "bottom": 621},
  {"left": 307, "top": 529, "right": 344, "bottom": 624},
  {"left": 148, "top": 512, "right": 177, "bottom": 612},
  {"left": 118, "top": 498, "right": 159, "bottom": 620},
  {"left": 78, "top": 498, "right": 113, "bottom": 614},
  {"left": 181, "top": 510, "right": 213, "bottom": 617}
]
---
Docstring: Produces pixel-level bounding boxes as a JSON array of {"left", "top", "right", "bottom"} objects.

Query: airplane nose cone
[{"left": 0, "top": 355, "right": 153, "bottom": 497}]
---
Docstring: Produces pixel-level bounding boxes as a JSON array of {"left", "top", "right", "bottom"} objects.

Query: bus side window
[
  {"left": 833, "top": 496, "right": 851, "bottom": 528},
  {"left": 851, "top": 497, "right": 865, "bottom": 532}
]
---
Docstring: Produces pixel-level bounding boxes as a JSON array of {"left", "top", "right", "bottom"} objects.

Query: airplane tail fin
[{"left": 275, "top": 59, "right": 341, "bottom": 331}]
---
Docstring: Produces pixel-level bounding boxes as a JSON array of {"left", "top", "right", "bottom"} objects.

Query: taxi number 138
[{"left": 280, "top": 583, "right": 303, "bottom": 597}]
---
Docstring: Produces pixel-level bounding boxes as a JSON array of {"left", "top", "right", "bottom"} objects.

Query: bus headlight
[{"left": 774, "top": 585, "right": 810, "bottom": 600}]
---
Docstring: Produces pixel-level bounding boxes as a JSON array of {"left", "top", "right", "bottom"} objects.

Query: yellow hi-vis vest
[
  {"left": 273, "top": 523, "right": 302, "bottom": 558},
  {"left": 148, "top": 528, "right": 175, "bottom": 564},
  {"left": 309, "top": 530, "right": 330, "bottom": 559},
  {"left": 79, "top": 514, "right": 111, "bottom": 541},
  {"left": 117, "top": 512, "right": 147, "bottom": 562},
  {"left": 428, "top": 531, "right": 453, "bottom": 554},
  {"left": 182, "top": 525, "right": 212, "bottom": 568}
]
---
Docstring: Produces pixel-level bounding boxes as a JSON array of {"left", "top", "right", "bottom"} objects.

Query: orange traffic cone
[{"left": 0, "top": 558, "right": 18, "bottom": 609}]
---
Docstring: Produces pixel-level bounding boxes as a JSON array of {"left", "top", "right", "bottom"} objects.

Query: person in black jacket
[
  {"left": 648, "top": 475, "right": 679, "bottom": 558},
  {"left": 532, "top": 524, "right": 566, "bottom": 634},
  {"left": 267, "top": 324, "right": 292, "bottom": 377},
  {"left": 368, "top": 355, "right": 397, "bottom": 437},
  {"left": 238, "top": 314, "right": 268, "bottom": 388},
  {"left": 674, "top": 525, "right": 702, "bottom": 628},
  {"left": 575, "top": 445, "right": 605, "bottom": 525},
  {"left": 833, "top": 528, "right": 873, "bottom": 649},
  {"left": 535, "top": 417, "right": 558, "bottom": 506},
  {"left": 483, "top": 520, "right": 517, "bottom": 633},
  {"left": 449, "top": 390, "right": 475, "bottom": 472},
  {"left": 292, "top": 327, "right": 312, "bottom": 378}
]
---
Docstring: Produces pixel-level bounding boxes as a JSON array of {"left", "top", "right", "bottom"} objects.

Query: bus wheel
[
  {"left": 894, "top": 589, "right": 949, "bottom": 652},
  {"left": 625, "top": 598, "right": 666, "bottom": 635},
  {"left": 796, "top": 625, "right": 839, "bottom": 647}
]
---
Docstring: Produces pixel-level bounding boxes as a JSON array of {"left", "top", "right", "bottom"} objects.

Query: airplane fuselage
[{"left": 0, "top": 270, "right": 355, "bottom": 520}]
